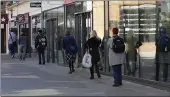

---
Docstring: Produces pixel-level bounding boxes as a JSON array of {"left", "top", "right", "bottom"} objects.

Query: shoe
[
  {"left": 90, "top": 77, "right": 94, "bottom": 80},
  {"left": 68, "top": 71, "right": 72, "bottom": 74},
  {"left": 119, "top": 83, "right": 122, "bottom": 86},
  {"left": 43, "top": 62, "right": 45, "bottom": 65},
  {"left": 112, "top": 84, "right": 120, "bottom": 87},
  {"left": 72, "top": 69, "right": 75, "bottom": 72},
  {"left": 39, "top": 62, "right": 41, "bottom": 65}
]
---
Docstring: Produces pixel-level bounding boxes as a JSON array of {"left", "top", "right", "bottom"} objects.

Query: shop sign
[
  {"left": 64, "top": 0, "right": 72, "bottom": 4},
  {"left": 30, "top": 2, "right": 41, "bottom": 8},
  {"left": 1, "top": 14, "right": 8, "bottom": 24},
  {"left": 16, "top": 13, "right": 29, "bottom": 24}
]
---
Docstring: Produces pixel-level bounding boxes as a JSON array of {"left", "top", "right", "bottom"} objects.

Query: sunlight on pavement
[
  {"left": 2, "top": 89, "right": 63, "bottom": 96},
  {"left": 1, "top": 75, "right": 39, "bottom": 79}
]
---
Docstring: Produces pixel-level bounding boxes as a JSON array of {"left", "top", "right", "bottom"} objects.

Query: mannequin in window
[{"left": 126, "top": 30, "right": 142, "bottom": 77}]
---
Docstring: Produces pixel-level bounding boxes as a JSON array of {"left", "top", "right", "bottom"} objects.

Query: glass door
[{"left": 75, "top": 12, "right": 92, "bottom": 63}]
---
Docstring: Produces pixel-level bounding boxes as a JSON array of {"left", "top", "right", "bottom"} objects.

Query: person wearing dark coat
[
  {"left": 84, "top": 30, "right": 101, "bottom": 79},
  {"left": 63, "top": 30, "right": 78, "bottom": 74}
]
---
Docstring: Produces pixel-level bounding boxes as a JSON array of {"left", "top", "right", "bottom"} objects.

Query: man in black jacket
[{"left": 35, "top": 29, "right": 47, "bottom": 65}]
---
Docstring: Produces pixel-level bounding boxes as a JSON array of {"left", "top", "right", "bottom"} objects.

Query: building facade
[{"left": 5, "top": 0, "right": 170, "bottom": 84}]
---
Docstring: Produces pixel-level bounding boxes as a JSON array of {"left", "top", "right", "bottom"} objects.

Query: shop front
[
  {"left": 93, "top": 1, "right": 170, "bottom": 84},
  {"left": 43, "top": 6, "right": 64, "bottom": 64},
  {"left": 65, "top": 1, "right": 92, "bottom": 64}
]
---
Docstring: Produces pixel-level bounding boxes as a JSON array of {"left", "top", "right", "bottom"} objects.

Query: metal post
[
  {"left": 104, "top": 1, "right": 109, "bottom": 73},
  {"left": 40, "top": 1, "right": 43, "bottom": 29},
  {"left": 155, "top": 1, "right": 160, "bottom": 81}
]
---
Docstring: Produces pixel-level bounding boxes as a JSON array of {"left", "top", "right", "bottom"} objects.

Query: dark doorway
[{"left": 75, "top": 12, "right": 92, "bottom": 63}]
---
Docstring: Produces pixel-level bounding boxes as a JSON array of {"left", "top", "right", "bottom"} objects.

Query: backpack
[
  {"left": 38, "top": 36, "right": 47, "bottom": 49},
  {"left": 112, "top": 36, "right": 125, "bottom": 53}
]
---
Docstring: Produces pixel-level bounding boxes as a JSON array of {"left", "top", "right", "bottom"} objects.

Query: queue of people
[{"left": 9, "top": 26, "right": 169, "bottom": 87}]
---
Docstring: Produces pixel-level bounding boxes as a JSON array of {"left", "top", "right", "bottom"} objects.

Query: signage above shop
[
  {"left": 30, "top": 2, "right": 41, "bottom": 7},
  {"left": 16, "top": 13, "right": 29, "bottom": 24},
  {"left": 64, "top": 0, "right": 72, "bottom": 4},
  {"left": 1, "top": 14, "right": 8, "bottom": 24}
]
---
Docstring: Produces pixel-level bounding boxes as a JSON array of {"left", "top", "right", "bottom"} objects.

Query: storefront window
[{"left": 109, "top": 1, "right": 159, "bottom": 80}]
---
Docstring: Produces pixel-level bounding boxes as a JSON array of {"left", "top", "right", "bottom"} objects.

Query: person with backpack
[
  {"left": 84, "top": 30, "right": 101, "bottom": 79},
  {"left": 18, "top": 31, "right": 27, "bottom": 61},
  {"left": 107, "top": 27, "right": 126, "bottom": 87},
  {"left": 35, "top": 29, "right": 47, "bottom": 65},
  {"left": 8, "top": 29, "right": 17, "bottom": 58},
  {"left": 63, "top": 30, "right": 78, "bottom": 74},
  {"left": 157, "top": 27, "right": 170, "bottom": 82}
]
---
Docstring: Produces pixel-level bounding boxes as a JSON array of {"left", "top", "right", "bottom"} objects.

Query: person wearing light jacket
[{"left": 8, "top": 29, "right": 17, "bottom": 58}]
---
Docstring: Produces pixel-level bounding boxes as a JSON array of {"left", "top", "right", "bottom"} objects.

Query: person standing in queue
[
  {"left": 107, "top": 27, "right": 125, "bottom": 87},
  {"left": 84, "top": 30, "right": 101, "bottom": 79},
  {"left": 63, "top": 30, "right": 78, "bottom": 74},
  {"left": 35, "top": 29, "right": 47, "bottom": 65}
]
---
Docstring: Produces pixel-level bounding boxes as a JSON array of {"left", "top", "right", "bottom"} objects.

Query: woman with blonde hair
[{"left": 84, "top": 30, "right": 101, "bottom": 79}]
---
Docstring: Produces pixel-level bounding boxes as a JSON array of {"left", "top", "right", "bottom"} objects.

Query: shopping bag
[{"left": 82, "top": 52, "right": 92, "bottom": 68}]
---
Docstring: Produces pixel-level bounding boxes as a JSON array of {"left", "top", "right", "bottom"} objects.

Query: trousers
[{"left": 112, "top": 64, "right": 122, "bottom": 85}]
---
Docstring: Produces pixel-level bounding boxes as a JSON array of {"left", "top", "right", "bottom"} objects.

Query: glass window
[{"left": 109, "top": 1, "right": 160, "bottom": 81}]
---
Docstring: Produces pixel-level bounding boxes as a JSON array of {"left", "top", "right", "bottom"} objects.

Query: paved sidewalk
[{"left": 1, "top": 55, "right": 170, "bottom": 96}]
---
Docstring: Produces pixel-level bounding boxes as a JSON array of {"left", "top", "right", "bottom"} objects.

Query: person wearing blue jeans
[
  {"left": 107, "top": 28, "right": 125, "bottom": 87},
  {"left": 112, "top": 64, "right": 122, "bottom": 86},
  {"left": 8, "top": 31, "right": 17, "bottom": 58},
  {"left": 8, "top": 43, "right": 15, "bottom": 58}
]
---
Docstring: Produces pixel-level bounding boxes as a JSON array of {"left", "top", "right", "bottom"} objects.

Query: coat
[
  {"left": 107, "top": 37, "right": 126, "bottom": 66},
  {"left": 84, "top": 37, "right": 101, "bottom": 63}
]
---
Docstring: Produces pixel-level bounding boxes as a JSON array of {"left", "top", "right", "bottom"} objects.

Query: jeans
[
  {"left": 112, "top": 64, "right": 122, "bottom": 85},
  {"left": 19, "top": 44, "right": 27, "bottom": 60},
  {"left": 8, "top": 44, "right": 15, "bottom": 56},
  {"left": 38, "top": 49, "right": 45, "bottom": 64}
]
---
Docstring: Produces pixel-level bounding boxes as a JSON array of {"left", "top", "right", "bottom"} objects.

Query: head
[
  {"left": 127, "top": 30, "right": 134, "bottom": 38},
  {"left": 112, "top": 28, "right": 119, "bottom": 36},
  {"left": 90, "top": 30, "right": 97, "bottom": 38},
  {"left": 65, "top": 30, "right": 71, "bottom": 36},
  {"left": 38, "top": 29, "right": 43, "bottom": 35}
]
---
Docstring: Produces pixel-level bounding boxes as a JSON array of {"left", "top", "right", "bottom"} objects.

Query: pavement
[{"left": 1, "top": 55, "right": 170, "bottom": 96}]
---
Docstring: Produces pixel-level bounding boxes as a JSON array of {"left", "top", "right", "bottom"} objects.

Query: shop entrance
[
  {"left": 46, "top": 18, "right": 64, "bottom": 64},
  {"left": 75, "top": 12, "right": 92, "bottom": 63}
]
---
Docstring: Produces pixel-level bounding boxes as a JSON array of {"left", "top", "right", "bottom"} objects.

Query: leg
[
  {"left": 19, "top": 45, "right": 22, "bottom": 60},
  {"left": 68, "top": 61, "right": 72, "bottom": 74},
  {"left": 23, "top": 45, "right": 27, "bottom": 60},
  {"left": 163, "top": 63, "right": 168, "bottom": 82},
  {"left": 112, "top": 65, "right": 119, "bottom": 86},
  {"left": 90, "top": 64, "right": 94, "bottom": 79},
  {"left": 42, "top": 50, "right": 45, "bottom": 64},
  {"left": 38, "top": 50, "right": 41, "bottom": 64},
  {"left": 117, "top": 64, "right": 122, "bottom": 85},
  {"left": 10, "top": 44, "right": 15, "bottom": 58},
  {"left": 94, "top": 62, "right": 101, "bottom": 78},
  {"left": 71, "top": 54, "right": 76, "bottom": 72}
]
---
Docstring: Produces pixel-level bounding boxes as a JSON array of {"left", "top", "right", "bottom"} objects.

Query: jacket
[
  {"left": 84, "top": 37, "right": 101, "bottom": 62},
  {"left": 19, "top": 34, "right": 27, "bottom": 45},
  {"left": 35, "top": 34, "right": 47, "bottom": 49},
  {"left": 107, "top": 37, "right": 126, "bottom": 66},
  {"left": 63, "top": 35, "right": 78, "bottom": 54}
]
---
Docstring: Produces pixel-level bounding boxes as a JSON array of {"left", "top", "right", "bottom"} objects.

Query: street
[{"left": 1, "top": 55, "right": 170, "bottom": 96}]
